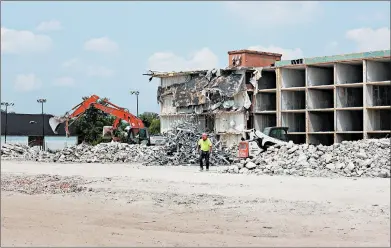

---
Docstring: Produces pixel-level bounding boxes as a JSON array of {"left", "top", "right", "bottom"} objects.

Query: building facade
[
  {"left": 147, "top": 49, "right": 391, "bottom": 147},
  {"left": 1, "top": 112, "right": 78, "bottom": 151}
]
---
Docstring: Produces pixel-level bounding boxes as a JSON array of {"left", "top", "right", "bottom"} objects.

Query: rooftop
[
  {"left": 144, "top": 49, "right": 391, "bottom": 78},
  {"left": 228, "top": 49, "right": 282, "bottom": 57},
  {"left": 275, "top": 49, "right": 390, "bottom": 67}
]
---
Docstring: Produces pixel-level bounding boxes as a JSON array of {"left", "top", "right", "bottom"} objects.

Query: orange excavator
[{"left": 48, "top": 95, "right": 150, "bottom": 145}]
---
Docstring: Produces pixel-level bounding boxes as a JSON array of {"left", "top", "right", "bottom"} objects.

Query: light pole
[
  {"left": 37, "top": 98, "right": 47, "bottom": 150},
  {"left": 1, "top": 102, "right": 14, "bottom": 144},
  {"left": 130, "top": 90, "right": 140, "bottom": 116}
]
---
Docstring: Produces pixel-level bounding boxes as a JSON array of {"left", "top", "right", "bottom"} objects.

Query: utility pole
[
  {"left": 1, "top": 102, "right": 14, "bottom": 144},
  {"left": 130, "top": 90, "right": 140, "bottom": 116},
  {"left": 37, "top": 99, "right": 47, "bottom": 150}
]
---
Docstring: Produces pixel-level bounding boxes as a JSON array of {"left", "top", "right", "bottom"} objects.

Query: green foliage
[
  {"left": 74, "top": 105, "right": 114, "bottom": 145},
  {"left": 149, "top": 119, "right": 160, "bottom": 135},
  {"left": 138, "top": 112, "right": 159, "bottom": 127},
  {"left": 139, "top": 112, "right": 160, "bottom": 135}
]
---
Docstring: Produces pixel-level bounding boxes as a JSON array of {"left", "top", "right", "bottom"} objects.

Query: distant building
[{"left": 1, "top": 112, "right": 78, "bottom": 151}]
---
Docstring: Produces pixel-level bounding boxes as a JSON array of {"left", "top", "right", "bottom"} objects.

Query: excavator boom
[{"left": 49, "top": 95, "right": 144, "bottom": 137}]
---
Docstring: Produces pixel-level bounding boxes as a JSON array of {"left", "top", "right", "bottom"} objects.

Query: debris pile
[
  {"left": 221, "top": 138, "right": 391, "bottom": 178},
  {"left": 1, "top": 120, "right": 235, "bottom": 166},
  {"left": 1, "top": 143, "right": 52, "bottom": 162},
  {"left": 161, "top": 120, "right": 235, "bottom": 165}
]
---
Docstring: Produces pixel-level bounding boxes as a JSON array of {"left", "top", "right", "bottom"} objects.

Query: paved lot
[{"left": 1, "top": 161, "right": 390, "bottom": 247}]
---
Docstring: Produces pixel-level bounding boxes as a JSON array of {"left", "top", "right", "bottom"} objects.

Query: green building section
[{"left": 275, "top": 50, "right": 390, "bottom": 67}]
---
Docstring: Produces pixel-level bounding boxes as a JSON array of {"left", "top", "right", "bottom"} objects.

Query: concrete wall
[
  {"left": 366, "top": 60, "right": 390, "bottom": 82},
  {"left": 258, "top": 71, "right": 276, "bottom": 89},
  {"left": 281, "top": 112, "right": 305, "bottom": 132},
  {"left": 281, "top": 91, "right": 305, "bottom": 110},
  {"left": 255, "top": 93, "right": 276, "bottom": 111},
  {"left": 254, "top": 114, "right": 276, "bottom": 131},
  {"left": 160, "top": 115, "right": 206, "bottom": 133},
  {"left": 214, "top": 112, "right": 245, "bottom": 133},
  {"left": 161, "top": 75, "right": 191, "bottom": 87},
  {"left": 307, "top": 89, "right": 334, "bottom": 109},
  {"left": 336, "top": 110, "right": 363, "bottom": 131},
  {"left": 307, "top": 66, "right": 334, "bottom": 86},
  {"left": 336, "top": 63, "right": 363, "bottom": 84},
  {"left": 281, "top": 68, "right": 306, "bottom": 88},
  {"left": 161, "top": 95, "right": 176, "bottom": 114},
  {"left": 336, "top": 87, "right": 363, "bottom": 108},
  {"left": 308, "top": 112, "right": 334, "bottom": 132}
]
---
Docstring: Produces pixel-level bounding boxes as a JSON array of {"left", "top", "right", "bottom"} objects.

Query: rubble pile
[
  {"left": 222, "top": 138, "right": 391, "bottom": 178},
  {"left": 161, "top": 120, "right": 235, "bottom": 166},
  {"left": 1, "top": 143, "right": 52, "bottom": 161},
  {"left": 1, "top": 121, "right": 235, "bottom": 166}
]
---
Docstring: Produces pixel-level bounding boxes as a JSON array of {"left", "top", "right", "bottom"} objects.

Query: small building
[
  {"left": 1, "top": 112, "right": 78, "bottom": 151},
  {"left": 146, "top": 48, "right": 391, "bottom": 147}
]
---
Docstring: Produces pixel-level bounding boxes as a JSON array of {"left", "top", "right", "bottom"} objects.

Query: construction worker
[{"left": 197, "top": 133, "right": 212, "bottom": 171}]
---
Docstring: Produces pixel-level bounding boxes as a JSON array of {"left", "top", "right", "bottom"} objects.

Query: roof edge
[{"left": 228, "top": 49, "right": 282, "bottom": 57}]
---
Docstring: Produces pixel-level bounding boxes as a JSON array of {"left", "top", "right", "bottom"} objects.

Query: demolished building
[{"left": 146, "top": 49, "right": 391, "bottom": 147}]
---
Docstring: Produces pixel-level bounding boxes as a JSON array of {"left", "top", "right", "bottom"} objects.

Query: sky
[{"left": 1, "top": 1, "right": 390, "bottom": 116}]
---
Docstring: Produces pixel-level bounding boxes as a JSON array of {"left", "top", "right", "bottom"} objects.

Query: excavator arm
[
  {"left": 49, "top": 95, "right": 144, "bottom": 138},
  {"left": 91, "top": 103, "right": 144, "bottom": 129}
]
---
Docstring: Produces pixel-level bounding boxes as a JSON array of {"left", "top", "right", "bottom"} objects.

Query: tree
[
  {"left": 139, "top": 112, "right": 160, "bottom": 134},
  {"left": 73, "top": 97, "right": 114, "bottom": 145},
  {"left": 149, "top": 119, "right": 160, "bottom": 135},
  {"left": 138, "top": 112, "right": 159, "bottom": 127}
]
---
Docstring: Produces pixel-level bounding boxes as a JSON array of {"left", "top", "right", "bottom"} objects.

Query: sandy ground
[{"left": 1, "top": 160, "right": 390, "bottom": 247}]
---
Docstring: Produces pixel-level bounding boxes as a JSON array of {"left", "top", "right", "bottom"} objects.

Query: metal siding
[{"left": 1, "top": 112, "right": 76, "bottom": 136}]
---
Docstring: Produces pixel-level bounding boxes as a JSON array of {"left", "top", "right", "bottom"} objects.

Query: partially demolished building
[{"left": 147, "top": 49, "right": 391, "bottom": 147}]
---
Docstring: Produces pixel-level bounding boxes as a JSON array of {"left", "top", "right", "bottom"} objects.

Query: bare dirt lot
[{"left": 1, "top": 160, "right": 390, "bottom": 247}]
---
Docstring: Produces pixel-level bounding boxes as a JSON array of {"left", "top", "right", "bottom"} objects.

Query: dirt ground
[{"left": 1, "top": 160, "right": 390, "bottom": 247}]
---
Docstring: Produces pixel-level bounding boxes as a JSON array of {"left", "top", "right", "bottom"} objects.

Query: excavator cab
[{"left": 127, "top": 127, "right": 150, "bottom": 145}]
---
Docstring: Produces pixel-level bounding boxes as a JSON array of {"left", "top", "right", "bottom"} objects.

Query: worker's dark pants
[{"left": 199, "top": 151, "right": 210, "bottom": 170}]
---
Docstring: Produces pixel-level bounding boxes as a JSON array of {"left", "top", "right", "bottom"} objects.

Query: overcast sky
[{"left": 1, "top": 1, "right": 390, "bottom": 115}]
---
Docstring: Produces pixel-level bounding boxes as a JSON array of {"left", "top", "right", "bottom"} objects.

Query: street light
[
  {"left": 37, "top": 98, "right": 47, "bottom": 150},
  {"left": 130, "top": 90, "right": 140, "bottom": 117},
  {"left": 1, "top": 102, "right": 14, "bottom": 144}
]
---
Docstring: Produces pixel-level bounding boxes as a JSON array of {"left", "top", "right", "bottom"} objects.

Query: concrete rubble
[
  {"left": 2, "top": 136, "right": 390, "bottom": 178},
  {"left": 220, "top": 138, "right": 391, "bottom": 178},
  {"left": 1, "top": 121, "right": 235, "bottom": 166}
]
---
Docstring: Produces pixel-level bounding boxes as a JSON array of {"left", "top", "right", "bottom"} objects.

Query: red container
[{"left": 238, "top": 141, "right": 249, "bottom": 158}]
